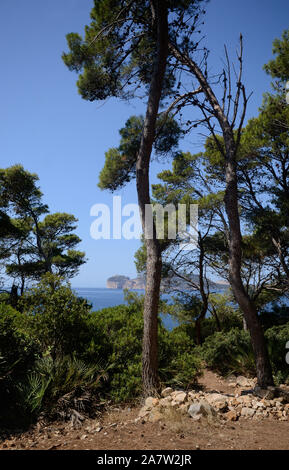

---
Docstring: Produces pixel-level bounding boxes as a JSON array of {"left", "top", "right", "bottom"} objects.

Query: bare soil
[{"left": 1, "top": 371, "right": 289, "bottom": 451}]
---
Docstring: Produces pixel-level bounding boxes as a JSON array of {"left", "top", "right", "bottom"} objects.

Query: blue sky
[{"left": 0, "top": 0, "right": 288, "bottom": 287}]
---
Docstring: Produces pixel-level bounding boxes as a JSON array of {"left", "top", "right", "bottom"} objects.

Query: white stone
[
  {"left": 241, "top": 407, "right": 255, "bottom": 417},
  {"left": 161, "top": 387, "right": 173, "bottom": 398},
  {"left": 145, "top": 397, "right": 159, "bottom": 408},
  {"left": 188, "top": 401, "right": 217, "bottom": 420}
]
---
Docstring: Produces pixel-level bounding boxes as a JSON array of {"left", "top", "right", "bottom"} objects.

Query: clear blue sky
[{"left": 0, "top": 0, "right": 288, "bottom": 287}]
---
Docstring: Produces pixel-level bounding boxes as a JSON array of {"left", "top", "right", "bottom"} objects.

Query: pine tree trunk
[
  {"left": 142, "top": 239, "right": 162, "bottom": 393},
  {"left": 136, "top": 0, "right": 168, "bottom": 396},
  {"left": 224, "top": 135, "right": 273, "bottom": 387},
  {"left": 195, "top": 237, "right": 208, "bottom": 345}
]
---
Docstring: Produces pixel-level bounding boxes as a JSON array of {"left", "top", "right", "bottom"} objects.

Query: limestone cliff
[{"left": 106, "top": 275, "right": 145, "bottom": 290}]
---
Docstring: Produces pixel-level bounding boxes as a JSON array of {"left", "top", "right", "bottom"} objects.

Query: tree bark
[
  {"left": 195, "top": 237, "right": 208, "bottom": 345},
  {"left": 211, "top": 305, "right": 222, "bottom": 332},
  {"left": 136, "top": 0, "right": 168, "bottom": 396}
]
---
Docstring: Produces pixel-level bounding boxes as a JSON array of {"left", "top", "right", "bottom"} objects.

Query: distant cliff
[
  {"left": 106, "top": 274, "right": 228, "bottom": 291},
  {"left": 106, "top": 275, "right": 145, "bottom": 290}
]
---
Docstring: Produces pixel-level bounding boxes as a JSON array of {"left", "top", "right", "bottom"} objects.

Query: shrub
[
  {"left": 265, "top": 323, "right": 289, "bottom": 383},
  {"left": 84, "top": 303, "right": 145, "bottom": 402},
  {"left": 20, "top": 356, "right": 107, "bottom": 422},
  {"left": 0, "top": 303, "right": 39, "bottom": 426},
  {"left": 20, "top": 273, "right": 91, "bottom": 359},
  {"left": 201, "top": 328, "right": 255, "bottom": 376},
  {"left": 85, "top": 304, "right": 203, "bottom": 402},
  {"left": 260, "top": 304, "right": 289, "bottom": 330},
  {"left": 159, "top": 325, "right": 203, "bottom": 388}
]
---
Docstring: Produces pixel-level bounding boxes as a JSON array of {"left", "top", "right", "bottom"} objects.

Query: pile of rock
[{"left": 138, "top": 382, "right": 289, "bottom": 424}]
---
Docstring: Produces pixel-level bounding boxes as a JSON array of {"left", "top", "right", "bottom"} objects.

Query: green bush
[
  {"left": 0, "top": 303, "right": 39, "bottom": 426},
  {"left": 201, "top": 328, "right": 255, "bottom": 376},
  {"left": 20, "top": 356, "right": 107, "bottom": 421},
  {"left": 260, "top": 304, "right": 289, "bottom": 330},
  {"left": 85, "top": 302, "right": 144, "bottom": 402},
  {"left": 84, "top": 304, "right": 203, "bottom": 402},
  {"left": 19, "top": 273, "right": 91, "bottom": 359},
  {"left": 265, "top": 323, "right": 289, "bottom": 383},
  {"left": 159, "top": 325, "right": 203, "bottom": 388}
]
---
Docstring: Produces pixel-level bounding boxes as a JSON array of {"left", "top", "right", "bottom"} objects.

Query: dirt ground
[{"left": 1, "top": 371, "right": 289, "bottom": 451}]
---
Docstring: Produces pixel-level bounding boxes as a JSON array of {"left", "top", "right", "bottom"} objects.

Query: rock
[
  {"left": 241, "top": 407, "right": 255, "bottom": 417},
  {"left": 206, "top": 393, "right": 228, "bottom": 411},
  {"left": 253, "top": 386, "right": 276, "bottom": 400},
  {"left": 277, "top": 388, "right": 289, "bottom": 403},
  {"left": 173, "top": 392, "right": 187, "bottom": 404},
  {"left": 226, "top": 374, "right": 237, "bottom": 383},
  {"left": 161, "top": 387, "right": 173, "bottom": 398},
  {"left": 236, "top": 376, "right": 254, "bottom": 388},
  {"left": 224, "top": 410, "right": 238, "bottom": 422},
  {"left": 159, "top": 397, "right": 172, "bottom": 408},
  {"left": 139, "top": 406, "right": 151, "bottom": 418},
  {"left": 148, "top": 409, "right": 163, "bottom": 423},
  {"left": 188, "top": 401, "right": 217, "bottom": 420},
  {"left": 188, "top": 391, "right": 197, "bottom": 400},
  {"left": 145, "top": 397, "right": 159, "bottom": 408},
  {"left": 179, "top": 404, "right": 190, "bottom": 414},
  {"left": 171, "top": 390, "right": 184, "bottom": 398}
]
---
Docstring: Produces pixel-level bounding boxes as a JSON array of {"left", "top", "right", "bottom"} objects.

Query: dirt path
[{"left": 1, "top": 372, "right": 289, "bottom": 451}]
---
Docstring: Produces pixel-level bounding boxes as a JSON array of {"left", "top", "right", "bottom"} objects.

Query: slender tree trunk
[
  {"left": 243, "top": 316, "right": 248, "bottom": 331},
  {"left": 224, "top": 131, "right": 273, "bottom": 387},
  {"left": 142, "top": 239, "right": 162, "bottom": 392},
  {"left": 32, "top": 213, "right": 52, "bottom": 273},
  {"left": 211, "top": 305, "right": 222, "bottom": 331},
  {"left": 10, "top": 284, "right": 18, "bottom": 308},
  {"left": 195, "top": 303, "right": 207, "bottom": 345},
  {"left": 136, "top": 0, "right": 168, "bottom": 396},
  {"left": 195, "top": 237, "right": 208, "bottom": 345}
]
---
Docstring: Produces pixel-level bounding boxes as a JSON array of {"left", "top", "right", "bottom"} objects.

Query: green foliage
[
  {"left": 1, "top": 278, "right": 289, "bottom": 425},
  {"left": 21, "top": 356, "right": 107, "bottom": 419},
  {"left": 259, "top": 302, "right": 289, "bottom": 330},
  {"left": 84, "top": 303, "right": 145, "bottom": 401},
  {"left": 0, "top": 164, "right": 48, "bottom": 218},
  {"left": 0, "top": 165, "right": 85, "bottom": 291},
  {"left": 159, "top": 326, "right": 203, "bottom": 388},
  {"left": 0, "top": 303, "right": 38, "bottom": 375},
  {"left": 201, "top": 329, "right": 256, "bottom": 376},
  {"left": 99, "top": 115, "right": 181, "bottom": 192},
  {"left": 19, "top": 274, "right": 91, "bottom": 359},
  {"left": 0, "top": 303, "right": 39, "bottom": 426},
  {"left": 84, "top": 302, "right": 203, "bottom": 402},
  {"left": 208, "top": 293, "right": 242, "bottom": 331},
  {"left": 264, "top": 29, "right": 289, "bottom": 82},
  {"left": 265, "top": 323, "right": 289, "bottom": 383},
  {"left": 62, "top": 0, "right": 205, "bottom": 102},
  {"left": 134, "top": 240, "right": 147, "bottom": 274}
]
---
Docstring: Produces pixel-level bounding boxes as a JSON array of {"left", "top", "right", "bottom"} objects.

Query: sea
[{"left": 74, "top": 287, "right": 178, "bottom": 330}]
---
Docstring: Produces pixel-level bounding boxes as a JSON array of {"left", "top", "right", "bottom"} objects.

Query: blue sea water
[{"left": 74, "top": 287, "right": 178, "bottom": 330}]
